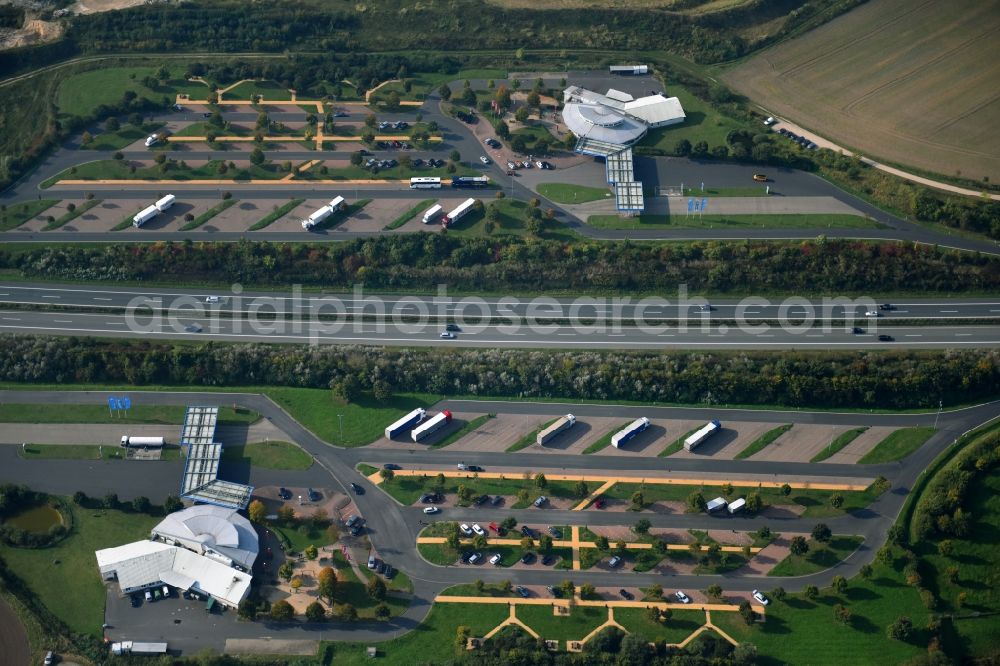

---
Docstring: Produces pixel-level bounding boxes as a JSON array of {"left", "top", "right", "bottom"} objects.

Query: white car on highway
[
  {"left": 472, "top": 523, "right": 486, "bottom": 537},
  {"left": 440, "top": 331, "right": 456, "bottom": 339}
]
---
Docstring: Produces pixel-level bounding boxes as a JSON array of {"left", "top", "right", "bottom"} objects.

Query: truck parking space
[{"left": 670, "top": 421, "right": 777, "bottom": 460}]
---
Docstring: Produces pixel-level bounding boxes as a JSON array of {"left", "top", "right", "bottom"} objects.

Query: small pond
[{"left": 5, "top": 505, "right": 63, "bottom": 533}]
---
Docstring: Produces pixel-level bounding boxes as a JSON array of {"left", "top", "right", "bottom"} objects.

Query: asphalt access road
[
  {"left": 2, "top": 308, "right": 997, "bottom": 349},
  {"left": 2, "top": 283, "right": 999, "bottom": 320},
  {"left": 0, "top": 389, "right": 996, "bottom": 650}
]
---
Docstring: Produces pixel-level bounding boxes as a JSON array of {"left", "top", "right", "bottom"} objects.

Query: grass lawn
[
  {"left": 43, "top": 199, "right": 101, "bottom": 231},
  {"left": 319, "top": 602, "right": 510, "bottom": 665},
  {"left": 0, "top": 404, "right": 256, "bottom": 426},
  {"left": 515, "top": 604, "right": 607, "bottom": 641},
  {"left": 659, "top": 427, "right": 700, "bottom": 457},
  {"left": 0, "top": 200, "right": 59, "bottom": 231},
  {"left": 17, "top": 444, "right": 129, "bottom": 460},
  {"left": 811, "top": 427, "right": 869, "bottom": 463},
  {"left": 506, "top": 418, "right": 557, "bottom": 452},
  {"left": 734, "top": 424, "right": 792, "bottom": 460},
  {"left": 586, "top": 213, "right": 880, "bottom": 230},
  {"left": 510, "top": 124, "right": 555, "bottom": 152},
  {"left": 384, "top": 198, "right": 435, "bottom": 230},
  {"left": 418, "top": 542, "right": 460, "bottom": 566},
  {"left": 265, "top": 388, "right": 441, "bottom": 447},
  {"left": 536, "top": 183, "right": 612, "bottom": 204},
  {"left": 603, "top": 482, "right": 883, "bottom": 519},
  {"left": 270, "top": 521, "right": 335, "bottom": 554},
  {"left": 448, "top": 198, "right": 577, "bottom": 241},
  {"left": 82, "top": 123, "right": 164, "bottom": 151},
  {"left": 224, "top": 80, "right": 292, "bottom": 101},
  {"left": 56, "top": 66, "right": 207, "bottom": 118},
  {"left": 582, "top": 421, "right": 632, "bottom": 455},
  {"left": 429, "top": 415, "right": 493, "bottom": 450},
  {"left": 180, "top": 198, "right": 236, "bottom": 230},
  {"left": 0, "top": 503, "right": 159, "bottom": 635},
  {"left": 172, "top": 121, "right": 255, "bottom": 138},
  {"left": 42, "top": 159, "right": 264, "bottom": 187},
  {"left": 367, "top": 69, "right": 507, "bottom": 103},
  {"left": 220, "top": 440, "right": 312, "bottom": 470},
  {"left": 768, "top": 536, "right": 864, "bottom": 576},
  {"left": 858, "top": 427, "right": 936, "bottom": 464},
  {"left": 327, "top": 551, "right": 409, "bottom": 619},
  {"left": 615, "top": 607, "right": 706, "bottom": 644},
  {"left": 379, "top": 476, "right": 579, "bottom": 508},
  {"left": 248, "top": 198, "right": 306, "bottom": 230}
]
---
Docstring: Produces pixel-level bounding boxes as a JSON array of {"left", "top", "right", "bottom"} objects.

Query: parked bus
[
  {"left": 451, "top": 176, "right": 489, "bottom": 189},
  {"left": 410, "top": 177, "right": 442, "bottom": 189}
]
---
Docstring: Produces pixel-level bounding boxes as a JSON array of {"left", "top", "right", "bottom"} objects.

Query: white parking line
[
  {"left": 94, "top": 297, "right": 112, "bottom": 301},
  {"left": 42, "top": 295, "right": 60, "bottom": 299}
]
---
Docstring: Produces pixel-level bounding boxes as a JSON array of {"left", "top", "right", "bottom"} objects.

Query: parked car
[
  {"left": 619, "top": 589, "right": 633, "bottom": 600},
  {"left": 130, "top": 594, "right": 141, "bottom": 607},
  {"left": 507, "top": 161, "right": 517, "bottom": 170},
  {"left": 546, "top": 585, "right": 558, "bottom": 597},
  {"left": 460, "top": 523, "right": 473, "bottom": 536},
  {"left": 521, "top": 525, "right": 535, "bottom": 537},
  {"left": 675, "top": 590, "right": 691, "bottom": 604},
  {"left": 308, "top": 488, "right": 322, "bottom": 502},
  {"left": 522, "top": 161, "right": 531, "bottom": 168},
  {"left": 541, "top": 161, "right": 553, "bottom": 170},
  {"left": 752, "top": 589, "right": 770, "bottom": 606},
  {"left": 490, "top": 495, "right": 503, "bottom": 506},
  {"left": 278, "top": 487, "right": 292, "bottom": 500},
  {"left": 472, "top": 523, "right": 486, "bottom": 537},
  {"left": 460, "top": 551, "right": 474, "bottom": 564},
  {"left": 480, "top": 156, "right": 491, "bottom": 165},
  {"left": 594, "top": 498, "right": 606, "bottom": 509},
  {"left": 548, "top": 526, "right": 561, "bottom": 537},
  {"left": 474, "top": 494, "right": 489, "bottom": 506},
  {"left": 383, "top": 463, "right": 401, "bottom": 470},
  {"left": 753, "top": 174, "right": 768, "bottom": 182},
  {"left": 345, "top": 515, "right": 361, "bottom": 527},
  {"left": 533, "top": 496, "right": 548, "bottom": 507},
  {"left": 535, "top": 161, "right": 544, "bottom": 169},
  {"left": 608, "top": 555, "right": 622, "bottom": 568},
  {"left": 145, "top": 590, "right": 153, "bottom": 602},
  {"left": 367, "top": 554, "right": 377, "bottom": 569},
  {"left": 44, "top": 652, "right": 55, "bottom": 666},
  {"left": 516, "top": 585, "right": 530, "bottom": 598},
  {"left": 521, "top": 552, "right": 536, "bottom": 564},
  {"left": 467, "top": 464, "right": 483, "bottom": 472},
  {"left": 350, "top": 524, "right": 364, "bottom": 536},
  {"left": 423, "top": 506, "right": 440, "bottom": 514},
  {"left": 489, "top": 553, "right": 502, "bottom": 566},
  {"left": 457, "top": 462, "right": 468, "bottom": 471}
]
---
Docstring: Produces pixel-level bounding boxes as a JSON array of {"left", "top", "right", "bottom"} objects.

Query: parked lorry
[
  {"left": 422, "top": 203, "right": 443, "bottom": 224},
  {"left": 385, "top": 408, "right": 427, "bottom": 439},
  {"left": 411, "top": 410, "right": 452, "bottom": 442},
  {"left": 120, "top": 436, "right": 166, "bottom": 448},
  {"left": 611, "top": 417, "right": 650, "bottom": 448},
  {"left": 609, "top": 65, "right": 649, "bottom": 75},
  {"left": 132, "top": 205, "right": 160, "bottom": 227},
  {"left": 302, "top": 197, "right": 347, "bottom": 230},
  {"left": 684, "top": 420, "right": 721, "bottom": 452},
  {"left": 444, "top": 198, "right": 477, "bottom": 226},
  {"left": 536, "top": 414, "right": 575, "bottom": 446},
  {"left": 111, "top": 641, "right": 168, "bottom": 656},
  {"left": 706, "top": 497, "right": 727, "bottom": 513},
  {"left": 155, "top": 194, "right": 176, "bottom": 212},
  {"left": 727, "top": 498, "right": 746, "bottom": 514},
  {"left": 145, "top": 134, "right": 160, "bottom": 147}
]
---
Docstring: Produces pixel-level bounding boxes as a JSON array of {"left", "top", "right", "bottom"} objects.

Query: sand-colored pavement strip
[
  {"left": 571, "top": 525, "right": 581, "bottom": 570},
  {"left": 482, "top": 605, "right": 540, "bottom": 640},
  {"left": 55, "top": 178, "right": 415, "bottom": 186},
  {"left": 573, "top": 479, "right": 616, "bottom": 511},
  {"left": 370, "top": 468, "right": 870, "bottom": 492},
  {"left": 434, "top": 594, "right": 764, "bottom": 615},
  {"left": 417, "top": 536, "right": 760, "bottom": 554}
]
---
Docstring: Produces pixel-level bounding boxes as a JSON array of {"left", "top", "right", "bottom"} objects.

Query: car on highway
[
  {"left": 423, "top": 506, "right": 440, "bottom": 514},
  {"left": 307, "top": 488, "right": 322, "bottom": 502},
  {"left": 278, "top": 487, "right": 292, "bottom": 500},
  {"left": 533, "top": 496, "right": 548, "bottom": 507},
  {"left": 205, "top": 295, "right": 220, "bottom": 303},
  {"left": 879, "top": 303, "right": 895, "bottom": 311},
  {"left": 350, "top": 483, "right": 364, "bottom": 495},
  {"left": 520, "top": 552, "right": 535, "bottom": 564},
  {"left": 698, "top": 304, "right": 713, "bottom": 312},
  {"left": 675, "top": 590, "right": 691, "bottom": 604},
  {"left": 865, "top": 310, "right": 880, "bottom": 317},
  {"left": 184, "top": 323, "right": 203, "bottom": 333},
  {"left": 460, "top": 523, "right": 473, "bottom": 536},
  {"left": 879, "top": 334, "right": 895, "bottom": 342},
  {"left": 852, "top": 327, "right": 865, "bottom": 335},
  {"left": 608, "top": 555, "right": 622, "bottom": 568},
  {"left": 752, "top": 589, "right": 769, "bottom": 606},
  {"left": 445, "top": 323, "right": 462, "bottom": 332},
  {"left": 480, "top": 156, "right": 491, "bottom": 164},
  {"left": 516, "top": 585, "right": 530, "bottom": 598},
  {"left": 619, "top": 589, "right": 633, "bottom": 600},
  {"left": 489, "top": 553, "right": 502, "bottom": 565},
  {"left": 439, "top": 331, "right": 456, "bottom": 339},
  {"left": 753, "top": 174, "right": 768, "bottom": 182},
  {"left": 472, "top": 523, "right": 486, "bottom": 537},
  {"left": 333, "top": 111, "right": 348, "bottom": 117}
]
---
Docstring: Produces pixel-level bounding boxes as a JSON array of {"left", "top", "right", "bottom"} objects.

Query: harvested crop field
[{"left": 723, "top": 0, "right": 1000, "bottom": 183}]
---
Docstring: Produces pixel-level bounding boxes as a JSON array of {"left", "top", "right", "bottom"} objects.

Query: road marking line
[
  {"left": 94, "top": 297, "right": 112, "bottom": 301},
  {"left": 42, "top": 295, "right": 59, "bottom": 299}
]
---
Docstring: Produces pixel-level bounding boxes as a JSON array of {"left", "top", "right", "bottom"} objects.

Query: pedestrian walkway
[{"left": 573, "top": 479, "right": 615, "bottom": 511}]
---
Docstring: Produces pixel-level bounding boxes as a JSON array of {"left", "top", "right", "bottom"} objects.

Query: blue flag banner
[
  {"left": 687, "top": 199, "right": 693, "bottom": 211},
  {"left": 108, "top": 397, "right": 116, "bottom": 409},
  {"left": 701, "top": 198, "right": 708, "bottom": 210},
  {"left": 116, "top": 398, "right": 125, "bottom": 411},
  {"left": 124, "top": 397, "right": 132, "bottom": 410}
]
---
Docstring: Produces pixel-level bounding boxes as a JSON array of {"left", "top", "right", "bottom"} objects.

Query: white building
[
  {"left": 151, "top": 504, "right": 258, "bottom": 570},
  {"left": 562, "top": 85, "right": 686, "bottom": 145}
]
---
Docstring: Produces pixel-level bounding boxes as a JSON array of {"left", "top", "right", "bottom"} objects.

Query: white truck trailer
[
  {"left": 411, "top": 410, "right": 452, "bottom": 442},
  {"left": 385, "top": 408, "right": 427, "bottom": 439},
  {"left": 536, "top": 414, "right": 575, "bottom": 446},
  {"left": 111, "top": 641, "right": 168, "bottom": 656},
  {"left": 444, "top": 198, "right": 476, "bottom": 226},
  {"left": 684, "top": 420, "right": 721, "bottom": 452},
  {"left": 422, "top": 203, "right": 443, "bottom": 224},
  {"left": 611, "top": 417, "right": 650, "bottom": 448},
  {"left": 706, "top": 497, "right": 728, "bottom": 513},
  {"left": 302, "top": 197, "right": 347, "bottom": 230},
  {"left": 154, "top": 194, "right": 176, "bottom": 211},
  {"left": 727, "top": 498, "right": 746, "bottom": 514},
  {"left": 120, "top": 436, "right": 166, "bottom": 448},
  {"left": 132, "top": 205, "right": 160, "bottom": 227}
]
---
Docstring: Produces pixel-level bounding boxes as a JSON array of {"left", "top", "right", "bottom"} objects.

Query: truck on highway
[
  {"left": 706, "top": 497, "right": 727, "bottom": 513},
  {"left": 411, "top": 410, "right": 452, "bottom": 442},
  {"left": 111, "top": 641, "right": 168, "bottom": 656},
  {"left": 120, "top": 436, "right": 166, "bottom": 448},
  {"left": 385, "top": 408, "right": 427, "bottom": 439},
  {"left": 536, "top": 414, "right": 575, "bottom": 446},
  {"left": 444, "top": 198, "right": 477, "bottom": 226},
  {"left": 611, "top": 417, "right": 650, "bottom": 448},
  {"left": 422, "top": 203, "right": 443, "bottom": 224},
  {"left": 684, "top": 420, "right": 721, "bottom": 452},
  {"left": 154, "top": 194, "right": 176, "bottom": 212}
]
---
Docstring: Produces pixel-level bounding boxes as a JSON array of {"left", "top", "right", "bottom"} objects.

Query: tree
[
  {"left": 256, "top": 111, "right": 269, "bottom": 129},
  {"left": 164, "top": 495, "right": 182, "bottom": 513},
  {"left": 804, "top": 585, "right": 819, "bottom": 599},
  {"left": 249, "top": 147, "right": 265, "bottom": 166},
  {"left": 859, "top": 564, "right": 874, "bottom": 580},
  {"left": 385, "top": 91, "right": 401, "bottom": 111},
  {"left": 304, "top": 544, "right": 318, "bottom": 560},
  {"left": 364, "top": 113, "right": 377, "bottom": 128},
  {"left": 559, "top": 580, "right": 575, "bottom": 598},
  {"left": 131, "top": 496, "right": 151, "bottom": 513},
  {"left": 686, "top": 492, "right": 706, "bottom": 512},
  {"left": 103, "top": 493, "right": 119, "bottom": 509},
  {"left": 248, "top": 499, "right": 267, "bottom": 523},
  {"left": 705, "top": 584, "right": 723, "bottom": 600},
  {"left": 367, "top": 575, "right": 387, "bottom": 601},
  {"left": 81, "top": 131, "right": 93, "bottom": 146},
  {"left": 790, "top": 536, "right": 809, "bottom": 556},
  {"left": 673, "top": 139, "right": 691, "bottom": 156},
  {"left": 938, "top": 540, "right": 954, "bottom": 557},
  {"left": 770, "top": 586, "right": 786, "bottom": 601},
  {"left": 834, "top": 603, "right": 852, "bottom": 625},
  {"left": 515, "top": 106, "right": 529, "bottom": 123},
  {"left": 811, "top": 523, "right": 832, "bottom": 543},
  {"left": 739, "top": 600, "right": 755, "bottom": 625},
  {"left": 631, "top": 491, "right": 644, "bottom": 509},
  {"left": 501, "top": 516, "right": 517, "bottom": 531},
  {"left": 277, "top": 505, "right": 295, "bottom": 524},
  {"left": 633, "top": 518, "right": 651, "bottom": 534},
  {"left": 72, "top": 491, "right": 87, "bottom": 505},
  {"left": 595, "top": 535, "right": 609, "bottom": 551},
  {"left": 887, "top": 616, "right": 913, "bottom": 641},
  {"left": 575, "top": 480, "right": 589, "bottom": 498},
  {"left": 374, "top": 603, "right": 391, "bottom": 620},
  {"left": 310, "top": 509, "right": 329, "bottom": 529},
  {"left": 449, "top": 149, "right": 461, "bottom": 163},
  {"left": 334, "top": 603, "right": 358, "bottom": 622},
  {"left": 270, "top": 599, "right": 294, "bottom": 621},
  {"left": 830, "top": 494, "right": 844, "bottom": 509},
  {"left": 238, "top": 597, "right": 258, "bottom": 620},
  {"left": 305, "top": 601, "right": 326, "bottom": 622},
  {"left": 520, "top": 535, "right": 534, "bottom": 550},
  {"left": 278, "top": 562, "right": 294, "bottom": 581},
  {"left": 361, "top": 129, "right": 375, "bottom": 145},
  {"left": 746, "top": 492, "right": 763, "bottom": 514},
  {"left": 472, "top": 534, "right": 488, "bottom": 550},
  {"left": 318, "top": 566, "right": 337, "bottom": 603},
  {"left": 380, "top": 468, "right": 395, "bottom": 483},
  {"left": 154, "top": 65, "right": 170, "bottom": 83},
  {"left": 474, "top": 579, "right": 485, "bottom": 593},
  {"left": 579, "top": 583, "right": 595, "bottom": 599},
  {"left": 831, "top": 575, "right": 847, "bottom": 594},
  {"left": 105, "top": 117, "right": 120, "bottom": 132},
  {"left": 331, "top": 374, "right": 361, "bottom": 403},
  {"left": 781, "top": 483, "right": 792, "bottom": 496},
  {"left": 460, "top": 87, "right": 476, "bottom": 106},
  {"left": 538, "top": 533, "right": 553, "bottom": 552},
  {"left": 438, "top": 83, "right": 452, "bottom": 101},
  {"left": 527, "top": 91, "right": 541, "bottom": 108},
  {"left": 646, "top": 583, "right": 663, "bottom": 600},
  {"left": 534, "top": 473, "right": 547, "bottom": 489}
]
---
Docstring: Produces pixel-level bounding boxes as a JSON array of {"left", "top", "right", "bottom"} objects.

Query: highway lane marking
[
  {"left": 955, "top": 333, "right": 972, "bottom": 337},
  {"left": 54, "top": 320, "right": 73, "bottom": 323},
  {"left": 2, "top": 317, "right": 20, "bottom": 321},
  {"left": 941, "top": 310, "right": 958, "bottom": 313}
]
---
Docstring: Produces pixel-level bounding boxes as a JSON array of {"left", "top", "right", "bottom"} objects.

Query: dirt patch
[
  {"left": 588, "top": 525, "right": 634, "bottom": 541},
  {"left": 824, "top": 426, "right": 898, "bottom": 464},
  {"left": 748, "top": 424, "right": 854, "bottom": 463},
  {"left": 201, "top": 199, "right": 280, "bottom": 233},
  {"left": 72, "top": 0, "right": 155, "bottom": 14},
  {"left": 0, "top": 18, "right": 63, "bottom": 50},
  {"left": 704, "top": 529, "right": 751, "bottom": 547},
  {"left": 648, "top": 528, "right": 694, "bottom": 544}
]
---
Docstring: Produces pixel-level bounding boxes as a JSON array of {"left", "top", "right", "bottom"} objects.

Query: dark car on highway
[{"left": 878, "top": 334, "right": 894, "bottom": 342}]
